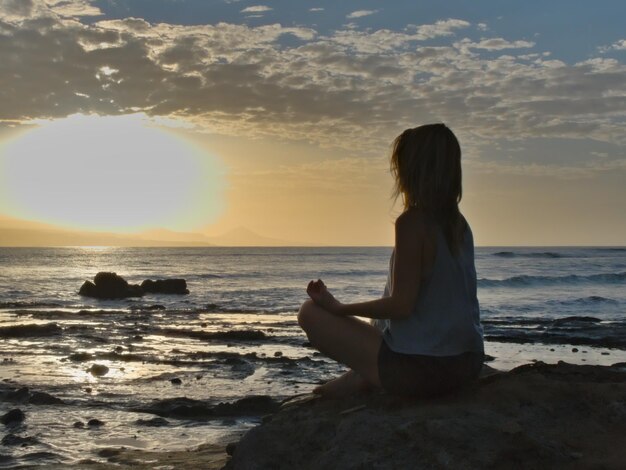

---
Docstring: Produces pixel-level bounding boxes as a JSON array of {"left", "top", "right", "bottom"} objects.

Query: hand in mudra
[{"left": 307, "top": 279, "right": 342, "bottom": 314}]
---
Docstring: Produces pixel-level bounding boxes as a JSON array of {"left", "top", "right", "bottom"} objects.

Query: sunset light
[
  {"left": 0, "top": 1, "right": 624, "bottom": 467},
  {"left": 0, "top": 114, "right": 224, "bottom": 231}
]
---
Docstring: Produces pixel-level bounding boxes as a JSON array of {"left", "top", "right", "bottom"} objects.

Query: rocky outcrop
[
  {"left": 79, "top": 273, "right": 190, "bottom": 299},
  {"left": 79, "top": 272, "right": 143, "bottom": 299},
  {"left": 226, "top": 362, "right": 626, "bottom": 469}
]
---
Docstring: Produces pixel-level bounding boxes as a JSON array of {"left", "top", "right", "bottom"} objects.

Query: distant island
[{"left": 0, "top": 215, "right": 297, "bottom": 247}]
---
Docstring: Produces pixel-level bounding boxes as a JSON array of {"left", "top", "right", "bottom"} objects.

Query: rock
[
  {"left": 87, "top": 418, "right": 104, "bottom": 427},
  {"left": 68, "top": 352, "right": 94, "bottom": 362},
  {"left": 226, "top": 362, "right": 626, "bottom": 470},
  {"left": 5, "top": 387, "right": 30, "bottom": 402},
  {"left": 78, "top": 280, "right": 97, "bottom": 297},
  {"left": 226, "top": 442, "right": 237, "bottom": 456},
  {"left": 134, "top": 395, "right": 280, "bottom": 420},
  {"left": 552, "top": 316, "right": 601, "bottom": 326},
  {"left": 161, "top": 328, "right": 266, "bottom": 342},
  {"left": 572, "top": 348, "right": 579, "bottom": 352},
  {"left": 1, "top": 433, "right": 38, "bottom": 446},
  {"left": 274, "top": 351, "right": 283, "bottom": 357},
  {"left": 0, "top": 323, "right": 61, "bottom": 338},
  {"left": 141, "top": 279, "right": 189, "bottom": 295},
  {"left": 29, "top": 391, "right": 64, "bottom": 405},
  {"left": 89, "top": 364, "right": 109, "bottom": 377},
  {"left": 73, "top": 421, "right": 85, "bottom": 428},
  {"left": 135, "top": 417, "right": 169, "bottom": 427},
  {"left": 79, "top": 272, "right": 143, "bottom": 299},
  {"left": 1, "top": 409, "right": 25, "bottom": 425},
  {"left": 170, "top": 378, "right": 182, "bottom": 385}
]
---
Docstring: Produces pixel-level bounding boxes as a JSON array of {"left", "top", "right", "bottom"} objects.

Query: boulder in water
[
  {"left": 79, "top": 272, "right": 143, "bottom": 299},
  {"left": 141, "top": 279, "right": 189, "bottom": 295},
  {"left": 1, "top": 409, "right": 25, "bottom": 425},
  {"left": 89, "top": 364, "right": 109, "bottom": 377}
]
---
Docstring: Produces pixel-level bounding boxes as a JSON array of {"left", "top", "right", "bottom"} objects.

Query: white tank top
[{"left": 373, "top": 224, "right": 484, "bottom": 356}]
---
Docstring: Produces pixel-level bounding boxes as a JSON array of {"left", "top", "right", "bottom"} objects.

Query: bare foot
[{"left": 313, "top": 370, "right": 371, "bottom": 398}]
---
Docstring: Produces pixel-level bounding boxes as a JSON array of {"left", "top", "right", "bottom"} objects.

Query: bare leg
[
  {"left": 298, "top": 300, "right": 383, "bottom": 397},
  {"left": 313, "top": 369, "right": 371, "bottom": 398}
]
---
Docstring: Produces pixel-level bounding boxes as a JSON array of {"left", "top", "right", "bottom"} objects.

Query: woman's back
[{"left": 379, "top": 222, "right": 484, "bottom": 356}]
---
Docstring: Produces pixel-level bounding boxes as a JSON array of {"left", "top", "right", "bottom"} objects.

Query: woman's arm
[{"left": 307, "top": 211, "right": 434, "bottom": 320}]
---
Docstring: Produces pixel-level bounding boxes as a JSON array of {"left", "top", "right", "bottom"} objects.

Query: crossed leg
[{"left": 297, "top": 299, "right": 383, "bottom": 397}]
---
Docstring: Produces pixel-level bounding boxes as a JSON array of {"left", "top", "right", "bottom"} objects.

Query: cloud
[
  {"left": 346, "top": 10, "right": 378, "bottom": 19},
  {"left": 309, "top": 8, "right": 324, "bottom": 12},
  {"left": 456, "top": 37, "right": 535, "bottom": 51},
  {"left": 43, "top": 0, "right": 103, "bottom": 17},
  {"left": 599, "top": 39, "right": 626, "bottom": 53},
  {"left": 241, "top": 5, "right": 272, "bottom": 14},
  {"left": 0, "top": 1, "right": 624, "bottom": 167}
]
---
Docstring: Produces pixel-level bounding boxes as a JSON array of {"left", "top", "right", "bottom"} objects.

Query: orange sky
[{"left": 0, "top": 1, "right": 625, "bottom": 246}]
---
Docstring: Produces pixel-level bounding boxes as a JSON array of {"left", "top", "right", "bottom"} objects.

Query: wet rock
[
  {"left": 1, "top": 433, "right": 38, "bottom": 446},
  {"left": 274, "top": 351, "right": 283, "bottom": 357},
  {"left": 73, "top": 421, "right": 85, "bottom": 428},
  {"left": 97, "top": 448, "right": 120, "bottom": 458},
  {"left": 0, "top": 323, "right": 61, "bottom": 338},
  {"left": 5, "top": 387, "right": 29, "bottom": 402},
  {"left": 135, "top": 417, "right": 169, "bottom": 427},
  {"left": 552, "top": 316, "right": 601, "bottom": 326},
  {"left": 161, "top": 328, "right": 266, "bottom": 342},
  {"left": 79, "top": 272, "right": 143, "bottom": 299},
  {"left": 170, "top": 378, "right": 182, "bottom": 385},
  {"left": 572, "top": 348, "right": 579, "bottom": 353},
  {"left": 29, "top": 391, "right": 64, "bottom": 405},
  {"left": 1, "top": 384, "right": 62, "bottom": 406},
  {"left": 130, "top": 304, "right": 166, "bottom": 311},
  {"left": 135, "top": 395, "right": 280, "bottom": 420},
  {"left": 141, "top": 279, "right": 189, "bottom": 295},
  {"left": 68, "top": 352, "right": 94, "bottom": 362},
  {"left": 87, "top": 419, "right": 104, "bottom": 427},
  {"left": 226, "top": 442, "right": 237, "bottom": 456},
  {"left": 1, "top": 409, "right": 25, "bottom": 425},
  {"left": 89, "top": 364, "right": 109, "bottom": 377}
]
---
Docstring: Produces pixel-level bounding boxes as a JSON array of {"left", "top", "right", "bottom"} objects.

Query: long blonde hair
[{"left": 390, "top": 123, "right": 466, "bottom": 254}]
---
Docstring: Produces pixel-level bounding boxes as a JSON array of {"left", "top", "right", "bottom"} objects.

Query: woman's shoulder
[
  {"left": 395, "top": 208, "right": 437, "bottom": 235},
  {"left": 394, "top": 209, "right": 438, "bottom": 248}
]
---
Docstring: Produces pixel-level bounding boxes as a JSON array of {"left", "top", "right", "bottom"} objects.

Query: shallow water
[{"left": 1, "top": 246, "right": 625, "bottom": 467}]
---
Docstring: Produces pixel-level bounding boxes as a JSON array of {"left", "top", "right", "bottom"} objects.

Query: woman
[{"left": 298, "top": 123, "right": 484, "bottom": 398}]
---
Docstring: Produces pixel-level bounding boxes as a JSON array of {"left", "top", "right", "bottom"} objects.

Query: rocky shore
[{"left": 224, "top": 361, "right": 626, "bottom": 470}]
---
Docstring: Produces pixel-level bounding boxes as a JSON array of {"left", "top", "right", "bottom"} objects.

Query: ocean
[{"left": 1, "top": 246, "right": 625, "bottom": 467}]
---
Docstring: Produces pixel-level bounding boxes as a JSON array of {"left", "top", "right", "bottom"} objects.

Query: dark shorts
[{"left": 377, "top": 339, "right": 484, "bottom": 398}]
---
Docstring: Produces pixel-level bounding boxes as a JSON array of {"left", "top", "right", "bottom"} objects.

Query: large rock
[
  {"left": 79, "top": 272, "right": 143, "bottom": 299},
  {"left": 141, "top": 279, "right": 189, "bottom": 295},
  {"left": 226, "top": 362, "right": 626, "bottom": 470},
  {"left": 1, "top": 409, "right": 25, "bottom": 425}
]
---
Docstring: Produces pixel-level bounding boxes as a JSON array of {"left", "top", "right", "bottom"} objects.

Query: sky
[{"left": 0, "top": 0, "right": 625, "bottom": 246}]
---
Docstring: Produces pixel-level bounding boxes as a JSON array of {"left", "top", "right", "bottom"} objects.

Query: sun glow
[{"left": 0, "top": 114, "right": 224, "bottom": 231}]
